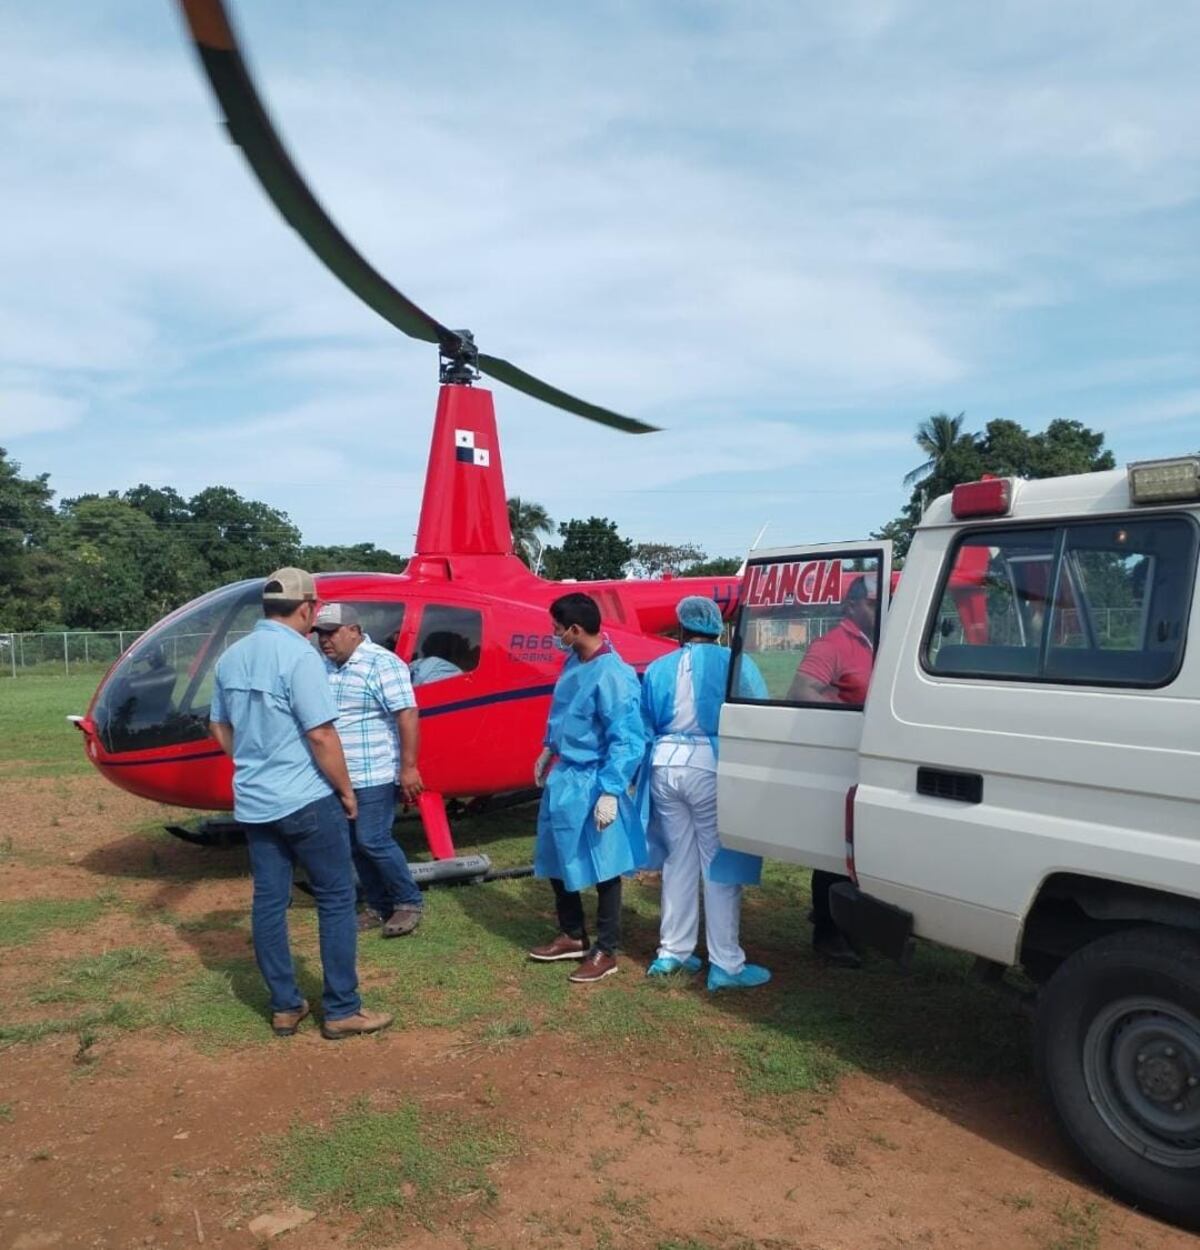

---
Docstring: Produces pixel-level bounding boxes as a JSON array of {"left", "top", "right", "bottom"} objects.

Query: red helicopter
[{"left": 72, "top": 0, "right": 740, "bottom": 878}]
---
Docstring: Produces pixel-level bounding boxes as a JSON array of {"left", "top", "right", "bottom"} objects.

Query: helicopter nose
[{"left": 67, "top": 714, "right": 101, "bottom": 763}]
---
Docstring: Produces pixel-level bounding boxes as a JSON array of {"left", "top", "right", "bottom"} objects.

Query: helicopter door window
[{"left": 411, "top": 606, "right": 482, "bottom": 685}]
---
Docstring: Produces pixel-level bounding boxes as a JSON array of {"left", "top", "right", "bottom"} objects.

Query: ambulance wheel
[{"left": 1036, "top": 926, "right": 1200, "bottom": 1231}]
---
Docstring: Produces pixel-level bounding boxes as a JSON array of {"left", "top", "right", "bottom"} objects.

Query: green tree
[
  {"left": 508, "top": 496, "right": 554, "bottom": 569},
  {"left": 876, "top": 416, "right": 1116, "bottom": 562},
  {"left": 122, "top": 484, "right": 192, "bottom": 527},
  {"left": 625, "top": 541, "right": 707, "bottom": 578},
  {"left": 300, "top": 542, "right": 407, "bottom": 574},
  {"left": 0, "top": 448, "right": 63, "bottom": 628},
  {"left": 543, "top": 516, "right": 633, "bottom": 581},
  {"left": 903, "top": 412, "right": 970, "bottom": 487},
  {"left": 681, "top": 555, "right": 742, "bottom": 577},
  {"left": 186, "top": 486, "right": 302, "bottom": 583},
  {"left": 53, "top": 496, "right": 205, "bottom": 628}
]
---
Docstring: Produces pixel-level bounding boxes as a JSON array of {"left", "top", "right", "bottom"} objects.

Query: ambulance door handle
[{"left": 916, "top": 766, "right": 983, "bottom": 805}]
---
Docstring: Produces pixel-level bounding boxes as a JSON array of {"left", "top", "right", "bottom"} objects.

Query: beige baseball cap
[{"left": 262, "top": 567, "right": 317, "bottom": 602}]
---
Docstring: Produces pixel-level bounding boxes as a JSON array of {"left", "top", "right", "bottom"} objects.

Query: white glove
[
  {"left": 594, "top": 794, "right": 618, "bottom": 830},
  {"left": 533, "top": 747, "right": 554, "bottom": 789}
]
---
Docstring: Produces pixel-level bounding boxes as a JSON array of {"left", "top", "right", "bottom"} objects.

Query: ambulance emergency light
[
  {"left": 951, "top": 476, "right": 1014, "bottom": 519},
  {"left": 1128, "top": 457, "right": 1200, "bottom": 505}
]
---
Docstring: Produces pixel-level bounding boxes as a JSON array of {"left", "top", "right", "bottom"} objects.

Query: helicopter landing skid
[
  {"left": 163, "top": 818, "right": 245, "bottom": 847},
  {"left": 162, "top": 821, "right": 533, "bottom": 887}
]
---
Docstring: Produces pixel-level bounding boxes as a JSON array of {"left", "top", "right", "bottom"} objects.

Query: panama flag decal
[{"left": 454, "top": 429, "right": 490, "bottom": 467}]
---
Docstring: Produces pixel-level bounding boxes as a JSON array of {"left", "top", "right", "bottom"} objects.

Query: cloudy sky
[{"left": 1, "top": 1, "right": 1197, "bottom": 561}]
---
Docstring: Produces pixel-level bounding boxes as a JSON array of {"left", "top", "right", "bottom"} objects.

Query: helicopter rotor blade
[
  {"left": 178, "top": 0, "right": 452, "bottom": 351},
  {"left": 477, "top": 354, "right": 658, "bottom": 434},
  {"left": 177, "top": 0, "right": 653, "bottom": 432}
]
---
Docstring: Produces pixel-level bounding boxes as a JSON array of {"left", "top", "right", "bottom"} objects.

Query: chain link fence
[{"left": 0, "top": 630, "right": 146, "bottom": 678}]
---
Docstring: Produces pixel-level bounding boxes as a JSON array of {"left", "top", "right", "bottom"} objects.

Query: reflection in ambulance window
[
  {"left": 730, "top": 556, "right": 883, "bottom": 710},
  {"left": 412, "top": 605, "right": 481, "bottom": 685},
  {"left": 924, "top": 518, "right": 1196, "bottom": 687}
]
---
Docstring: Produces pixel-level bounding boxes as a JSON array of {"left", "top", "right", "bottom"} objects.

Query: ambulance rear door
[{"left": 717, "top": 540, "right": 892, "bottom": 871}]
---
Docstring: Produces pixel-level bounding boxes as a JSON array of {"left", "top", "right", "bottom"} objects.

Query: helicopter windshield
[{"left": 92, "top": 579, "right": 265, "bottom": 754}]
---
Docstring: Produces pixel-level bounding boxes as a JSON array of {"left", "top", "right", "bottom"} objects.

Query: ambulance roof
[{"left": 918, "top": 466, "right": 1195, "bottom": 530}]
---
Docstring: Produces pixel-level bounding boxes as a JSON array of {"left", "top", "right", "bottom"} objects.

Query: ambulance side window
[
  {"left": 925, "top": 529, "right": 1057, "bottom": 678},
  {"left": 729, "top": 554, "right": 885, "bottom": 710},
  {"left": 924, "top": 517, "right": 1197, "bottom": 687}
]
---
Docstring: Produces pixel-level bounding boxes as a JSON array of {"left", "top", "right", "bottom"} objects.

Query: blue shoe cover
[
  {"left": 646, "top": 954, "right": 703, "bottom": 977},
  {"left": 707, "top": 963, "right": 772, "bottom": 991}
]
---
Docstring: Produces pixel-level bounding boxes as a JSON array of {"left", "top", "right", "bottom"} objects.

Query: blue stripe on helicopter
[{"left": 103, "top": 681, "right": 565, "bottom": 764}]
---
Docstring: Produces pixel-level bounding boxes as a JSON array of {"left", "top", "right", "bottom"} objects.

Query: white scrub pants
[{"left": 649, "top": 764, "right": 745, "bottom": 976}]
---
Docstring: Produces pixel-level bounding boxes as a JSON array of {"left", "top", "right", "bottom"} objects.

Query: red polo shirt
[{"left": 796, "top": 619, "right": 875, "bottom": 706}]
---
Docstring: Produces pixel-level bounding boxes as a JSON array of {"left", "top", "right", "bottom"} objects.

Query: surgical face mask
[{"left": 553, "top": 632, "right": 574, "bottom": 652}]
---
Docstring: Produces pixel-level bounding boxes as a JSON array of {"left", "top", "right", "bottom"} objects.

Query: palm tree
[
  {"left": 903, "top": 412, "right": 968, "bottom": 487},
  {"left": 508, "top": 496, "right": 554, "bottom": 569}
]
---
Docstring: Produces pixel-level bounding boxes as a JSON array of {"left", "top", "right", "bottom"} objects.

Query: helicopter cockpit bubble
[{"left": 92, "top": 578, "right": 264, "bottom": 754}]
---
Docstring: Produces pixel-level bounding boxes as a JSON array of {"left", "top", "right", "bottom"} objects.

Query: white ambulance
[{"left": 718, "top": 457, "right": 1200, "bottom": 1229}]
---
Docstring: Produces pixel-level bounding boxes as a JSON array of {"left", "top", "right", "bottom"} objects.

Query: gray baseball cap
[{"left": 312, "top": 602, "right": 361, "bottom": 632}]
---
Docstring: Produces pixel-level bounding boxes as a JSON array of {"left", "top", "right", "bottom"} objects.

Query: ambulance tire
[{"left": 1036, "top": 926, "right": 1200, "bottom": 1232}]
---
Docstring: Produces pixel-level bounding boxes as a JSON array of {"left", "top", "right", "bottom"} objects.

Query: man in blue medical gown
[{"left": 528, "top": 592, "right": 647, "bottom": 984}]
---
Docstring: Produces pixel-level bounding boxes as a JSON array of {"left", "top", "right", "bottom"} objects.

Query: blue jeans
[
  {"left": 351, "top": 782, "right": 424, "bottom": 917},
  {"left": 243, "top": 793, "right": 361, "bottom": 1021}
]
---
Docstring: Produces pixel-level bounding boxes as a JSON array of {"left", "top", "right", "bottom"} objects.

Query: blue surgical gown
[
  {"left": 640, "top": 642, "right": 768, "bottom": 885},
  {"left": 534, "top": 647, "right": 648, "bottom": 891}
]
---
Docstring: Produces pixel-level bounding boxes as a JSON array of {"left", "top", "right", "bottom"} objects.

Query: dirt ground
[{"left": 1, "top": 774, "right": 1197, "bottom": 1250}]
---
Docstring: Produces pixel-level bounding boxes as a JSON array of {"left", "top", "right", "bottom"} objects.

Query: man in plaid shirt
[{"left": 314, "top": 603, "right": 426, "bottom": 938}]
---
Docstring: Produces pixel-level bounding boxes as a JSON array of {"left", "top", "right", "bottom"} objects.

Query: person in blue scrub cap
[
  {"left": 528, "top": 592, "right": 647, "bottom": 984},
  {"left": 641, "top": 594, "right": 772, "bottom": 991}
]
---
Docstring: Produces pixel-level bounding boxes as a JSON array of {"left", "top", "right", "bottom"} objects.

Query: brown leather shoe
[
  {"left": 271, "top": 999, "right": 310, "bottom": 1037},
  {"left": 528, "top": 933, "right": 587, "bottom": 962},
  {"left": 320, "top": 1009, "right": 395, "bottom": 1041},
  {"left": 356, "top": 908, "right": 384, "bottom": 933},
  {"left": 381, "top": 906, "right": 423, "bottom": 938},
  {"left": 568, "top": 950, "right": 618, "bottom": 984}
]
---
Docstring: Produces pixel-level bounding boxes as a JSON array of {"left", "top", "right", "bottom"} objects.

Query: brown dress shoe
[
  {"left": 381, "top": 906, "right": 423, "bottom": 938},
  {"left": 568, "top": 950, "right": 618, "bottom": 984},
  {"left": 320, "top": 1009, "right": 395, "bottom": 1041},
  {"left": 271, "top": 999, "right": 310, "bottom": 1037},
  {"left": 356, "top": 908, "right": 384, "bottom": 933},
  {"left": 528, "top": 933, "right": 588, "bottom": 962}
]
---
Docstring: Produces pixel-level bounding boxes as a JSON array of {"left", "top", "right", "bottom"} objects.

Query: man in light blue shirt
[{"left": 209, "top": 568, "right": 393, "bottom": 1041}]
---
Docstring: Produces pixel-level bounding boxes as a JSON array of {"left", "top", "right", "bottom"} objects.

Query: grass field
[
  {"left": 0, "top": 674, "right": 1037, "bottom": 1088},
  {"left": 0, "top": 672, "right": 100, "bottom": 777},
  {"left": 1, "top": 672, "right": 1115, "bottom": 1249},
  {"left": 0, "top": 805, "right": 1034, "bottom": 1088}
]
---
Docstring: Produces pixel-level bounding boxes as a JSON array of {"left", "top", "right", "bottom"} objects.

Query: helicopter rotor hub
[{"left": 439, "top": 330, "right": 479, "bottom": 386}]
